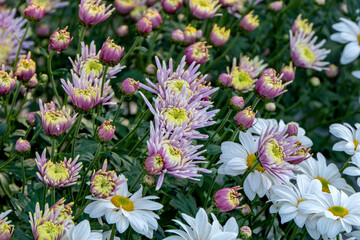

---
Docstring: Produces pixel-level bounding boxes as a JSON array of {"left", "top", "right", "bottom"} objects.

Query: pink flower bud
[
  {"left": 218, "top": 73, "right": 232, "bottom": 87},
  {"left": 171, "top": 29, "right": 184, "bottom": 43},
  {"left": 144, "top": 8, "right": 162, "bottom": 28},
  {"left": 184, "top": 41, "right": 211, "bottom": 65},
  {"left": 219, "top": 0, "right": 237, "bottom": 7},
  {"left": 239, "top": 11, "right": 259, "bottom": 32},
  {"left": 240, "top": 226, "right": 252, "bottom": 239},
  {"left": 114, "top": 0, "right": 135, "bottom": 14},
  {"left": 116, "top": 25, "right": 129, "bottom": 37},
  {"left": 26, "top": 73, "right": 39, "bottom": 88},
  {"left": 214, "top": 186, "right": 242, "bottom": 212},
  {"left": 136, "top": 17, "right": 153, "bottom": 35},
  {"left": 162, "top": 0, "right": 183, "bottom": 14},
  {"left": 280, "top": 62, "right": 296, "bottom": 82},
  {"left": 79, "top": 0, "right": 114, "bottom": 26},
  {"left": 145, "top": 64, "right": 156, "bottom": 75},
  {"left": 27, "top": 112, "right": 37, "bottom": 126},
  {"left": 229, "top": 96, "right": 244, "bottom": 111},
  {"left": 0, "top": 65, "right": 16, "bottom": 96},
  {"left": 121, "top": 78, "right": 139, "bottom": 95},
  {"left": 265, "top": 102, "right": 276, "bottom": 112},
  {"left": 15, "top": 138, "right": 31, "bottom": 154},
  {"left": 183, "top": 25, "right": 197, "bottom": 44},
  {"left": 325, "top": 64, "right": 339, "bottom": 78},
  {"left": 234, "top": 107, "right": 256, "bottom": 130},
  {"left": 144, "top": 154, "right": 164, "bottom": 175},
  {"left": 256, "top": 68, "right": 290, "bottom": 99},
  {"left": 240, "top": 204, "right": 251, "bottom": 216},
  {"left": 98, "top": 120, "right": 116, "bottom": 142},
  {"left": 15, "top": 52, "right": 36, "bottom": 81},
  {"left": 143, "top": 174, "right": 156, "bottom": 186},
  {"left": 286, "top": 122, "right": 298, "bottom": 136},
  {"left": 37, "top": 23, "right": 50, "bottom": 37},
  {"left": 269, "top": 1, "right": 283, "bottom": 12},
  {"left": 210, "top": 24, "right": 230, "bottom": 47},
  {"left": 189, "top": 0, "right": 220, "bottom": 19},
  {"left": 49, "top": 26, "right": 73, "bottom": 53},
  {"left": 24, "top": 3, "right": 46, "bottom": 22},
  {"left": 100, "top": 38, "right": 124, "bottom": 65}
]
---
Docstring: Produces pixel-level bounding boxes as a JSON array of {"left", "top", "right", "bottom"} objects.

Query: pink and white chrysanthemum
[
  {"left": 290, "top": 30, "right": 330, "bottom": 71},
  {"left": 0, "top": 64, "right": 16, "bottom": 95},
  {"left": 145, "top": 119, "right": 211, "bottom": 190},
  {"left": 329, "top": 123, "right": 360, "bottom": 155},
  {"left": 79, "top": 0, "right": 114, "bottom": 26},
  {"left": 27, "top": 0, "right": 69, "bottom": 13},
  {"left": 0, "top": 9, "right": 33, "bottom": 65},
  {"left": 35, "top": 148, "right": 82, "bottom": 188},
  {"left": 84, "top": 174, "right": 163, "bottom": 238},
  {"left": 189, "top": 0, "right": 221, "bottom": 19},
  {"left": 140, "top": 56, "right": 218, "bottom": 108},
  {"left": 343, "top": 152, "right": 360, "bottom": 187},
  {"left": 69, "top": 41, "right": 125, "bottom": 81},
  {"left": 0, "top": 210, "right": 14, "bottom": 240},
  {"left": 61, "top": 220, "right": 103, "bottom": 240},
  {"left": 61, "top": 71, "right": 114, "bottom": 111}
]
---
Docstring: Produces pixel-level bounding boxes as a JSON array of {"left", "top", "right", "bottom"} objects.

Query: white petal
[{"left": 340, "top": 42, "right": 360, "bottom": 64}]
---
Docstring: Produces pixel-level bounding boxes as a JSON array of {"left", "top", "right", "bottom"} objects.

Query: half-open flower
[
  {"left": 0, "top": 65, "right": 16, "bottom": 95},
  {"left": 79, "top": 0, "right": 114, "bottom": 26}
]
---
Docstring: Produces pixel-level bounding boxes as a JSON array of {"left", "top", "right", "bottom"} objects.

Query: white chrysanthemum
[
  {"left": 164, "top": 208, "right": 239, "bottom": 240},
  {"left": 343, "top": 152, "right": 360, "bottom": 187},
  {"left": 353, "top": 71, "right": 360, "bottom": 79},
  {"left": 299, "top": 185, "right": 360, "bottom": 239},
  {"left": 84, "top": 174, "right": 163, "bottom": 239},
  {"left": 330, "top": 18, "right": 360, "bottom": 64},
  {"left": 61, "top": 220, "right": 102, "bottom": 240},
  {"left": 298, "top": 153, "right": 354, "bottom": 195},
  {"left": 329, "top": 123, "right": 360, "bottom": 155},
  {"left": 218, "top": 131, "right": 288, "bottom": 200}
]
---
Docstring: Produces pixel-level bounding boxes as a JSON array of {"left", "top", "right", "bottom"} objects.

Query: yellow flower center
[
  {"left": 0, "top": 221, "right": 11, "bottom": 234},
  {"left": 246, "top": 11, "right": 260, "bottom": 27},
  {"left": 44, "top": 110, "right": 68, "bottom": 126},
  {"left": 246, "top": 153, "right": 265, "bottom": 172},
  {"left": 16, "top": 58, "right": 35, "bottom": 72},
  {"left": 299, "top": 44, "right": 316, "bottom": 65},
  {"left": 192, "top": 0, "right": 217, "bottom": 9},
  {"left": 228, "top": 189, "right": 241, "bottom": 206},
  {"left": 86, "top": 1, "right": 106, "bottom": 16},
  {"left": 31, "top": 0, "right": 54, "bottom": 11},
  {"left": 163, "top": 107, "right": 190, "bottom": 127},
  {"left": 296, "top": 15, "right": 313, "bottom": 35},
  {"left": 185, "top": 25, "right": 197, "bottom": 36},
  {"left": 164, "top": 144, "right": 183, "bottom": 165},
  {"left": 44, "top": 161, "right": 70, "bottom": 182},
  {"left": 93, "top": 174, "right": 116, "bottom": 196},
  {"left": 213, "top": 24, "right": 230, "bottom": 40},
  {"left": 354, "top": 139, "right": 359, "bottom": 150},
  {"left": 296, "top": 198, "right": 306, "bottom": 207},
  {"left": 0, "top": 41, "right": 12, "bottom": 65},
  {"left": 83, "top": 58, "right": 103, "bottom": 76},
  {"left": 328, "top": 206, "right": 349, "bottom": 218},
  {"left": 37, "top": 221, "right": 64, "bottom": 240},
  {"left": 231, "top": 67, "right": 254, "bottom": 92},
  {"left": 111, "top": 195, "right": 134, "bottom": 211},
  {"left": 74, "top": 84, "right": 98, "bottom": 101},
  {"left": 166, "top": 79, "right": 192, "bottom": 95},
  {"left": 265, "top": 139, "right": 285, "bottom": 165},
  {"left": 315, "top": 176, "right": 330, "bottom": 193},
  {"left": 0, "top": 71, "right": 13, "bottom": 87}
]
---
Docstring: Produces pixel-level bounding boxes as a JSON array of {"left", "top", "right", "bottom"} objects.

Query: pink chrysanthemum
[
  {"left": 27, "top": 0, "right": 69, "bottom": 13},
  {"left": 79, "top": 0, "right": 114, "bottom": 26},
  {"left": 0, "top": 210, "right": 13, "bottom": 240},
  {"left": 35, "top": 149, "right": 82, "bottom": 188},
  {"left": 0, "top": 64, "right": 16, "bottom": 95},
  {"left": 189, "top": 0, "right": 220, "bottom": 19}
]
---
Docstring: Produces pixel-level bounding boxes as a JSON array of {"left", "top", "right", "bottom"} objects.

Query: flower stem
[
  {"left": 147, "top": 31, "right": 159, "bottom": 64},
  {"left": 204, "top": 173, "right": 217, "bottom": 209},
  {"left": 21, "top": 155, "right": 25, "bottom": 194},
  {"left": 128, "top": 128, "right": 150, "bottom": 156},
  {"left": 6, "top": 82, "right": 21, "bottom": 126},
  {"left": 77, "top": 25, "right": 87, "bottom": 55},
  {"left": 47, "top": 50, "right": 62, "bottom": 106},
  {"left": 51, "top": 137, "right": 56, "bottom": 162},
  {"left": 42, "top": 185, "right": 48, "bottom": 209},
  {"left": 120, "top": 36, "right": 142, "bottom": 65},
  {"left": 109, "top": 224, "right": 117, "bottom": 240},
  {"left": 251, "top": 96, "right": 261, "bottom": 110},
  {"left": 13, "top": 22, "right": 30, "bottom": 71},
  {"left": 29, "top": 127, "right": 42, "bottom": 145},
  {"left": 339, "top": 155, "right": 352, "bottom": 173},
  {"left": 51, "top": 187, "right": 56, "bottom": 205},
  {"left": 71, "top": 113, "right": 84, "bottom": 160},
  {"left": 129, "top": 169, "right": 145, "bottom": 192},
  {"left": 244, "top": 91, "right": 255, "bottom": 106},
  {"left": 100, "top": 65, "right": 109, "bottom": 98},
  {"left": 112, "top": 95, "right": 125, "bottom": 125}
]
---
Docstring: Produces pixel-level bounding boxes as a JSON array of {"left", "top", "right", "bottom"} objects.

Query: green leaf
[
  {"left": 53, "top": 68, "right": 69, "bottom": 76},
  {"left": 135, "top": 46, "right": 148, "bottom": 53},
  {"left": 39, "top": 48, "right": 49, "bottom": 58},
  {"left": 169, "top": 192, "right": 198, "bottom": 216}
]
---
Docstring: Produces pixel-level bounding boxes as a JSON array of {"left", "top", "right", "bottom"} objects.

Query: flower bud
[
  {"left": 24, "top": 3, "right": 46, "bottom": 22},
  {"left": 171, "top": 29, "right": 184, "bottom": 43},
  {"left": 36, "top": 23, "right": 50, "bottom": 37},
  {"left": 162, "top": 0, "right": 183, "bottom": 14},
  {"left": 234, "top": 107, "right": 256, "bottom": 130},
  {"left": 100, "top": 38, "right": 124, "bottom": 65},
  {"left": 315, "top": 0, "right": 325, "bottom": 5},
  {"left": 0, "top": 65, "right": 16, "bottom": 96},
  {"left": 136, "top": 17, "right": 153, "bottom": 35},
  {"left": 280, "top": 62, "right": 296, "bottom": 82},
  {"left": 27, "top": 112, "right": 37, "bottom": 126},
  {"left": 340, "top": 3, "right": 348, "bottom": 13},
  {"left": 240, "top": 226, "right": 252, "bottom": 239},
  {"left": 144, "top": 8, "right": 162, "bottom": 28},
  {"left": 97, "top": 120, "right": 115, "bottom": 142},
  {"left": 116, "top": 25, "right": 129, "bottom": 37},
  {"left": 269, "top": 1, "right": 283, "bottom": 12},
  {"left": 114, "top": 0, "right": 135, "bottom": 14},
  {"left": 256, "top": 68, "right": 290, "bottom": 99},
  {"left": 219, "top": 0, "right": 237, "bottom": 7},
  {"left": 40, "top": 73, "right": 48, "bottom": 83},
  {"left": 145, "top": 64, "right": 156, "bottom": 75},
  {"left": 79, "top": 0, "right": 114, "bottom": 26},
  {"left": 210, "top": 24, "right": 230, "bottom": 47},
  {"left": 184, "top": 41, "right": 211, "bottom": 65},
  {"left": 183, "top": 25, "right": 197, "bottom": 44},
  {"left": 189, "top": 0, "right": 220, "bottom": 19},
  {"left": 310, "top": 76, "right": 320, "bottom": 87},
  {"left": 286, "top": 122, "right": 298, "bottom": 136},
  {"left": 26, "top": 73, "right": 39, "bottom": 88},
  {"left": 15, "top": 52, "right": 36, "bottom": 81},
  {"left": 229, "top": 96, "right": 244, "bottom": 111},
  {"left": 15, "top": 138, "right": 31, "bottom": 154},
  {"left": 240, "top": 204, "right": 251, "bottom": 216},
  {"left": 265, "top": 102, "right": 276, "bottom": 112},
  {"left": 196, "top": 29, "right": 203, "bottom": 39},
  {"left": 142, "top": 174, "right": 156, "bottom": 186},
  {"left": 49, "top": 26, "right": 72, "bottom": 53},
  {"left": 218, "top": 73, "right": 232, "bottom": 87},
  {"left": 144, "top": 154, "right": 164, "bottom": 175},
  {"left": 214, "top": 186, "right": 242, "bottom": 212},
  {"left": 121, "top": 78, "right": 139, "bottom": 95},
  {"left": 239, "top": 11, "right": 259, "bottom": 32},
  {"left": 325, "top": 64, "right": 338, "bottom": 78}
]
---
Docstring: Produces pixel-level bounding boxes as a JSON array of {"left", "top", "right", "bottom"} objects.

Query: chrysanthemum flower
[
  {"left": 239, "top": 10, "right": 259, "bottom": 32},
  {"left": 114, "top": 0, "right": 135, "bottom": 14},
  {"left": 214, "top": 186, "right": 243, "bottom": 212},
  {"left": 35, "top": 148, "right": 82, "bottom": 188},
  {"left": 27, "top": 0, "right": 69, "bottom": 13},
  {"left": 289, "top": 30, "right": 330, "bottom": 71},
  {"left": 24, "top": 3, "right": 46, "bottom": 22},
  {"left": 39, "top": 100, "right": 76, "bottom": 136},
  {"left": 234, "top": 106, "right": 256, "bottom": 130},
  {"left": 164, "top": 208, "right": 239, "bottom": 239},
  {"left": 183, "top": 24, "right": 197, "bottom": 44},
  {"left": 49, "top": 27, "right": 73, "bottom": 53},
  {"left": 298, "top": 153, "right": 354, "bottom": 195},
  {"left": 210, "top": 24, "right": 231, "bottom": 47},
  {"left": 61, "top": 220, "right": 102, "bottom": 240},
  {"left": 61, "top": 71, "right": 114, "bottom": 111},
  {"left": 343, "top": 153, "right": 360, "bottom": 187},
  {"left": 15, "top": 52, "right": 36, "bottom": 81},
  {"left": 99, "top": 38, "right": 124, "bottom": 65},
  {"left": 15, "top": 137, "right": 31, "bottom": 153},
  {"left": 228, "top": 56, "right": 267, "bottom": 92},
  {"left": 0, "top": 210, "right": 14, "bottom": 240},
  {"left": 329, "top": 123, "right": 360, "bottom": 155},
  {"left": 136, "top": 16, "right": 153, "bottom": 34},
  {"left": 162, "top": 0, "right": 183, "bottom": 14},
  {"left": 50, "top": 198, "right": 74, "bottom": 225},
  {"left": 189, "top": 0, "right": 220, "bottom": 19},
  {"left": 84, "top": 174, "right": 163, "bottom": 238},
  {"left": 0, "top": 64, "right": 16, "bottom": 95},
  {"left": 79, "top": 0, "right": 114, "bottom": 26},
  {"left": 144, "top": 8, "right": 162, "bottom": 28},
  {"left": 291, "top": 14, "right": 313, "bottom": 35},
  {"left": 280, "top": 62, "right": 296, "bottom": 82},
  {"left": 255, "top": 68, "right": 290, "bottom": 99},
  {"left": 184, "top": 41, "right": 211, "bottom": 65}
]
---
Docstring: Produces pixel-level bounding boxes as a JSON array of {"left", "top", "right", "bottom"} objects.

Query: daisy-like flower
[
  {"left": 329, "top": 123, "right": 360, "bottom": 155},
  {"left": 61, "top": 71, "right": 114, "bottom": 112},
  {"left": 84, "top": 174, "right": 163, "bottom": 238},
  {"left": 145, "top": 119, "right": 210, "bottom": 190},
  {"left": 189, "top": 0, "right": 220, "bottom": 20},
  {"left": 61, "top": 220, "right": 102, "bottom": 240},
  {"left": 79, "top": 0, "right": 114, "bottom": 26},
  {"left": 69, "top": 41, "right": 125, "bottom": 81},
  {"left": 0, "top": 210, "right": 14, "bottom": 240},
  {"left": 298, "top": 153, "right": 354, "bottom": 195},
  {"left": 343, "top": 152, "right": 360, "bottom": 187},
  {"left": 299, "top": 185, "right": 360, "bottom": 239},
  {"left": 0, "top": 64, "right": 16, "bottom": 95},
  {"left": 27, "top": 0, "right": 69, "bottom": 13},
  {"left": 164, "top": 208, "right": 239, "bottom": 239},
  {"left": 0, "top": 8, "right": 33, "bottom": 65},
  {"left": 35, "top": 148, "right": 82, "bottom": 188},
  {"left": 228, "top": 56, "right": 267, "bottom": 92},
  {"left": 330, "top": 18, "right": 360, "bottom": 64},
  {"left": 290, "top": 30, "right": 330, "bottom": 71},
  {"left": 39, "top": 100, "right": 77, "bottom": 136},
  {"left": 29, "top": 200, "right": 73, "bottom": 240}
]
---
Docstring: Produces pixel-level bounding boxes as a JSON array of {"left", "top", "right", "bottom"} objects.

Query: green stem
[
  {"left": 6, "top": 82, "right": 21, "bottom": 126},
  {"left": 47, "top": 50, "right": 62, "bottom": 106},
  {"left": 21, "top": 156, "right": 25, "bottom": 194},
  {"left": 265, "top": 213, "right": 277, "bottom": 238},
  {"left": 166, "top": 45, "right": 175, "bottom": 62},
  {"left": 77, "top": 25, "right": 87, "bottom": 55},
  {"left": 0, "top": 155, "right": 16, "bottom": 170},
  {"left": 29, "top": 127, "right": 42, "bottom": 145},
  {"left": 24, "top": 126, "right": 32, "bottom": 139},
  {"left": 129, "top": 169, "right": 145, "bottom": 192},
  {"left": 244, "top": 91, "right": 255, "bottom": 106},
  {"left": 252, "top": 96, "right": 261, "bottom": 110},
  {"left": 42, "top": 185, "right": 48, "bottom": 209},
  {"left": 57, "top": 123, "right": 76, "bottom": 150},
  {"left": 240, "top": 160, "right": 260, "bottom": 185},
  {"left": 281, "top": 221, "right": 295, "bottom": 240},
  {"left": 230, "top": 128, "right": 240, "bottom": 141},
  {"left": 112, "top": 95, "right": 125, "bottom": 125},
  {"left": 100, "top": 65, "right": 109, "bottom": 98},
  {"left": 14, "top": 90, "right": 29, "bottom": 119},
  {"left": 252, "top": 202, "right": 271, "bottom": 223},
  {"left": 109, "top": 224, "right": 117, "bottom": 240},
  {"left": 71, "top": 113, "right": 84, "bottom": 160},
  {"left": 120, "top": 36, "right": 142, "bottom": 65},
  {"left": 51, "top": 187, "right": 56, "bottom": 205},
  {"left": 288, "top": 225, "right": 299, "bottom": 240},
  {"left": 128, "top": 129, "right": 150, "bottom": 156},
  {"left": 13, "top": 22, "right": 30, "bottom": 71},
  {"left": 339, "top": 156, "right": 352, "bottom": 173},
  {"left": 146, "top": 31, "right": 159, "bottom": 64},
  {"left": 204, "top": 173, "right": 217, "bottom": 209},
  {"left": 51, "top": 137, "right": 56, "bottom": 161}
]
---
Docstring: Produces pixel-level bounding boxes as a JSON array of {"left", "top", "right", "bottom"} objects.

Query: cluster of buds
[
  {"left": 255, "top": 68, "right": 291, "bottom": 99},
  {"left": 171, "top": 25, "right": 202, "bottom": 45},
  {"left": 49, "top": 27, "right": 73, "bottom": 53},
  {"left": 162, "top": 0, "right": 183, "bottom": 14},
  {"left": 214, "top": 186, "right": 243, "bottom": 212},
  {"left": 24, "top": 3, "right": 46, "bottom": 22},
  {"left": 100, "top": 38, "right": 124, "bottom": 66},
  {"left": 15, "top": 52, "right": 36, "bottom": 81},
  {"left": 234, "top": 106, "right": 257, "bottom": 130},
  {"left": 0, "top": 65, "right": 16, "bottom": 96},
  {"left": 184, "top": 41, "right": 211, "bottom": 65},
  {"left": 97, "top": 119, "right": 116, "bottom": 142},
  {"left": 210, "top": 24, "right": 231, "bottom": 47},
  {"left": 79, "top": 0, "right": 114, "bottom": 26},
  {"left": 121, "top": 77, "right": 139, "bottom": 95},
  {"left": 240, "top": 11, "right": 259, "bottom": 32},
  {"left": 15, "top": 138, "right": 31, "bottom": 154}
]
